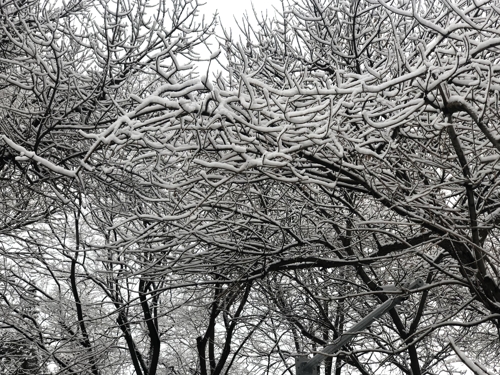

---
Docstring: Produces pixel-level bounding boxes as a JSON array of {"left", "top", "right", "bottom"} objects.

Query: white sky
[
  {"left": 200, "top": 0, "right": 281, "bottom": 34},
  {"left": 194, "top": 0, "right": 282, "bottom": 74}
]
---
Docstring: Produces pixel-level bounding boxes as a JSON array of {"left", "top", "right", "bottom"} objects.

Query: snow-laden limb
[
  {"left": 445, "top": 95, "right": 500, "bottom": 153},
  {"left": 448, "top": 338, "right": 494, "bottom": 375},
  {"left": 1, "top": 135, "right": 77, "bottom": 177}
]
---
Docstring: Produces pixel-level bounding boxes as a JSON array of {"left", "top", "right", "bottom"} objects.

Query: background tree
[{"left": 0, "top": 0, "right": 217, "bottom": 373}]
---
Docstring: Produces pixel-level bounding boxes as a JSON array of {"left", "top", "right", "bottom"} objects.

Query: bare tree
[
  {"left": 3, "top": 0, "right": 500, "bottom": 374},
  {"left": 0, "top": 0, "right": 216, "bottom": 373},
  {"left": 91, "top": 0, "right": 500, "bottom": 373}
]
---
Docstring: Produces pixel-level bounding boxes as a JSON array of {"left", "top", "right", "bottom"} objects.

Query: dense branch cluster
[{"left": 1, "top": 0, "right": 500, "bottom": 374}]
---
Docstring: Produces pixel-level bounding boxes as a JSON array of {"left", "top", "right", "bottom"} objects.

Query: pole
[
  {"left": 296, "top": 279, "right": 424, "bottom": 374},
  {"left": 295, "top": 355, "right": 318, "bottom": 375}
]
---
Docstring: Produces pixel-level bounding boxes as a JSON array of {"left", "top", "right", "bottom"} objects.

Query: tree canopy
[{"left": 1, "top": 0, "right": 500, "bottom": 374}]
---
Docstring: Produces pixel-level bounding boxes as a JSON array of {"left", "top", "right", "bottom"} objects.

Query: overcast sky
[
  {"left": 194, "top": 0, "right": 282, "bottom": 74},
  {"left": 201, "top": 0, "right": 281, "bottom": 33}
]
